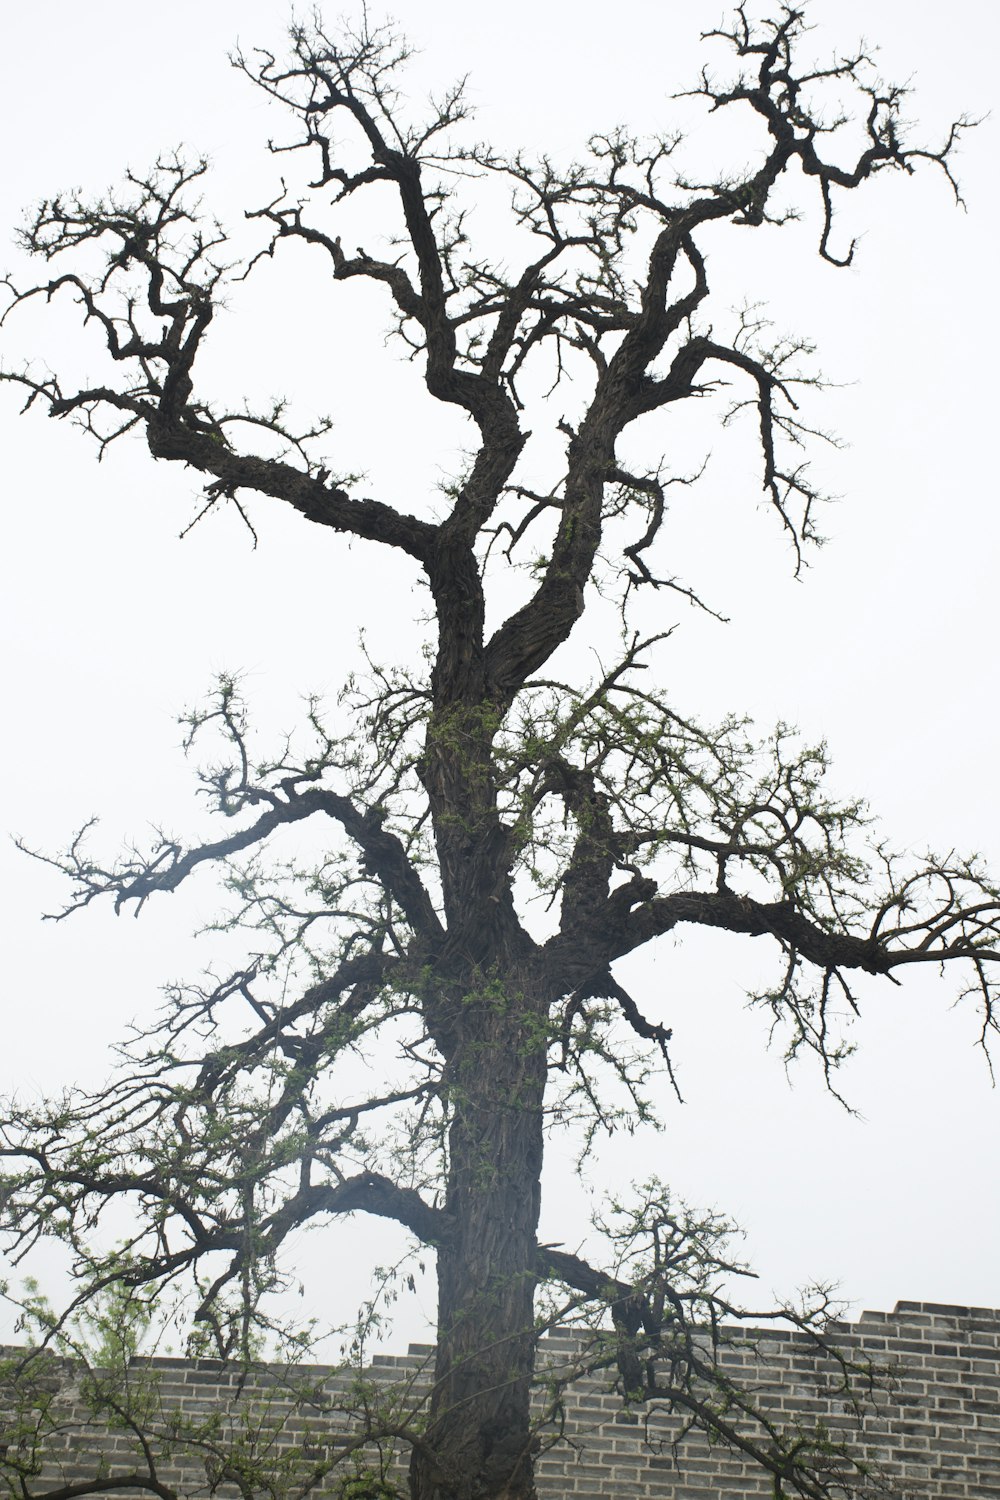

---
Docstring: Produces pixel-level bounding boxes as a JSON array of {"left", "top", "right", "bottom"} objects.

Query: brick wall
[{"left": 2, "top": 1302, "right": 998, "bottom": 1497}]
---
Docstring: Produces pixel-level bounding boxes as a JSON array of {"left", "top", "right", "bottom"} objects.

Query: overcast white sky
[{"left": 1, "top": 0, "right": 997, "bottom": 1350}]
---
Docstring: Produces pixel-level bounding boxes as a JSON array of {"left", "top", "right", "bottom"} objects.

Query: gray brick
[{"left": 3, "top": 1302, "right": 999, "bottom": 1497}]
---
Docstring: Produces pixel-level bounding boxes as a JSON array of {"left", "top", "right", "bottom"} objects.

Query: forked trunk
[{"left": 409, "top": 992, "right": 547, "bottom": 1500}]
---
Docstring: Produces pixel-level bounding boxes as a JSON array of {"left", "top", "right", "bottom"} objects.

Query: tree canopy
[{"left": 0, "top": 7, "right": 995, "bottom": 1499}]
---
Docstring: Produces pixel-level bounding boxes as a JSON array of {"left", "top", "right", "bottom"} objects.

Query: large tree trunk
[{"left": 410, "top": 983, "right": 547, "bottom": 1500}]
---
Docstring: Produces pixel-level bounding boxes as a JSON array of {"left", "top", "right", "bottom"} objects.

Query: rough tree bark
[{"left": 0, "top": 9, "right": 995, "bottom": 1500}]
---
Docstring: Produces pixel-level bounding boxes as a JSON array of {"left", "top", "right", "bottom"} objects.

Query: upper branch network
[{"left": 1, "top": 8, "right": 969, "bottom": 677}]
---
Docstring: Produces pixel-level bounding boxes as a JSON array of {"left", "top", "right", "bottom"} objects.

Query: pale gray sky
[{"left": 1, "top": 0, "right": 997, "bottom": 1348}]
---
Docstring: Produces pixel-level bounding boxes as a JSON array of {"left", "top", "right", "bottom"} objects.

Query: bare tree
[{"left": 0, "top": 8, "right": 994, "bottom": 1499}]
